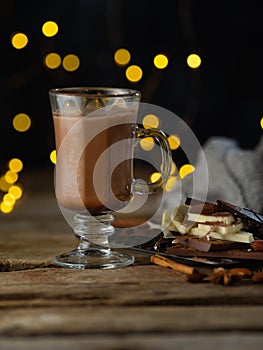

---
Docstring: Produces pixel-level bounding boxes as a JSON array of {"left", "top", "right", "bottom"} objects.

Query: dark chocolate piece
[
  {"left": 189, "top": 204, "right": 219, "bottom": 215},
  {"left": 185, "top": 197, "right": 210, "bottom": 206},
  {"left": 251, "top": 240, "right": 263, "bottom": 251},
  {"left": 185, "top": 198, "right": 219, "bottom": 214},
  {"left": 166, "top": 245, "right": 263, "bottom": 261},
  {"left": 153, "top": 237, "right": 174, "bottom": 251},
  {"left": 217, "top": 200, "right": 263, "bottom": 239},
  {"left": 179, "top": 237, "right": 248, "bottom": 252}
]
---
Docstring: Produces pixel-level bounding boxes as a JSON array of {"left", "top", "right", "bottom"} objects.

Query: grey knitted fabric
[{"left": 189, "top": 136, "right": 263, "bottom": 213}]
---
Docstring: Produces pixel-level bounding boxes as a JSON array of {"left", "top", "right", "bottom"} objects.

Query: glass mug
[{"left": 49, "top": 87, "right": 171, "bottom": 269}]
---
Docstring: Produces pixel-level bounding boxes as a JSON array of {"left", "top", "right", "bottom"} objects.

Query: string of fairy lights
[{"left": 1, "top": 20, "right": 262, "bottom": 214}]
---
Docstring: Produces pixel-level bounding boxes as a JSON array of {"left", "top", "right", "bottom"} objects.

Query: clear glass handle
[{"left": 132, "top": 126, "right": 172, "bottom": 194}]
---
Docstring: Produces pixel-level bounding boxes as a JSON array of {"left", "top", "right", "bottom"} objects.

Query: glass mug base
[
  {"left": 54, "top": 250, "right": 135, "bottom": 270},
  {"left": 53, "top": 213, "right": 134, "bottom": 269}
]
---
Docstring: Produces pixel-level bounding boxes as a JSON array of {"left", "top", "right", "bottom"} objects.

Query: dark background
[{"left": 0, "top": 0, "right": 262, "bottom": 170}]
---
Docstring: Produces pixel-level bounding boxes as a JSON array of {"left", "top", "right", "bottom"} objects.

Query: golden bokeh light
[
  {"left": 187, "top": 54, "right": 201, "bottom": 69},
  {"left": 160, "top": 161, "right": 177, "bottom": 175},
  {"left": 142, "top": 114, "right": 160, "bottom": 128},
  {"left": 139, "top": 137, "right": 155, "bottom": 151},
  {"left": 164, "top": 176, "right": 178, "bottom": 192},
  {"left": 170, "top": 162, "right": 177, "bottom": 175},
  {"left": 125, "top": 65, "right": 143, "bottom": 82},
  {"left": 8, "top": 185, "right": 23, "bottom": 200},
  {"left": 0, "top": 201, "right": 14, "bottom": 214},
  {"left": 179, "top": 164, "right": 195, "bottom": 179},
  {"left": 11, "top": 32, "right": 28, "bottom": 49},
  {"left": 13, "top": 113, "right": 31, "bottom": 132},
  {"left": 42, "top": 21, "right": 59, "bottom": 37},
  {"left": 63, "top": 54, "right": 80, "bottom": 72},
  {"left": 9, "top": 158, "right": 23, "bottom": 172},
  {"left": 0, "top": 157, "right": 23, "bottom": 214},
  {"left": 260, "top": 117, "right": 263, "bottom": 130},
  {"left": 3, "top": 193, "right": 16, "bottom": 206},
  {"left": 5, "top": 170, "right": 18, "bottom": 184},
  {"left": 150, "top": 172, "right": 161, "bottom": 183},
  {"left": 168, "top": 134, "right": 180, "bottom": 150},
  {"left": 153, "top": 54, "right": 169, "bottom": 69},
  {"left": 50, "top": 150, "right": 56, "bottom": 164},
  {"left": 114, "top": 48, "right": 131, "bottom": 66},
  {"left": 44, "top": 52, "right": 61, "bottom": 69},
  {"left": 0, "top": 176, "right": 10, "bottom": 192}
]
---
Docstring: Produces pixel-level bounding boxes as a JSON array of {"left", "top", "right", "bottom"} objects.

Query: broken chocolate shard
[
  {"left": 166, "top": 245, "right": 263, "bottom": 261},
  {"left": 189, "top": 203, "right": 219, "bottom": 215},
  {"left": 179, "top": 237, "right": 249, "bottom": 252},
  {"left": 217, "top": 200, "right": 263, "bottom": 239},
  {"left": 179, "top": 238, "right": 211, "bottom": 252},
  {"left": 185, "top": 198, "right": 219, "bottom": 214},
  {"left": 185, "top": 197, "right": 211, "bottom": 206},
  {"left": 250, "top": 240, "right": 263, "bottom": 251}
]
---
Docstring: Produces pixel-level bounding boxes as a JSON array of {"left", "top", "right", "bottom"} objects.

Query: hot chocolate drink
[
  {"left": 53, "top": 107, "right": 137, "bottom": 214},
  {"left": 49, "top": 87, "right": 172, "bottom": 269}
]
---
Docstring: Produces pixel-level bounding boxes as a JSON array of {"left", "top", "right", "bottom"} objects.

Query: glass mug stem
[{"left": 54, "top": 213, "right": 135, "bottom": 269}]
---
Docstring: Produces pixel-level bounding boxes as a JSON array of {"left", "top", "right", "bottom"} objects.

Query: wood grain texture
[
  {"left": 1, "top": 178, "right": 263, "bottom": 349},
  {"left": 1, "top": 266, "right": 263, "bottom": 307},
  {"left": 1, "top": 305, "right": 263, "bottom": 336},
  {"left": 0, "top": 334, "right": 263, "bottom": 350}
]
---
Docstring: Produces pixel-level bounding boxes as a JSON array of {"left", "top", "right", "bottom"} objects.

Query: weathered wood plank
[
  {"left": 1, "top": 185, "right": 263, "bottom": 348},
  {"left": 0, "top": 333, "right": 263, "bottom": 350},
  {"left": 0, "top": 199, "right": 151, "bottom": 271},
  {"left": 1, "top": 267, "right": 263, "bottom": 307},
  {"left": 1, "top": 305, "right": 263, "bottom": 336}
]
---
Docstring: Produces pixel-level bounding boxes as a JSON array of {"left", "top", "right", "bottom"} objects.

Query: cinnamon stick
[{"left": 150, "top": 254, "right": 196, "bottom": 275}]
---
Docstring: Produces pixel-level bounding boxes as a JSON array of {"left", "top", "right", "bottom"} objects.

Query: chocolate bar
[
  {"left": 178, "top": 237, "right": 249, "bottom": 252},
  {"left": 217, "top": 200, "right": 263, "bottom": 239},
  {"left": 185, "top": 198, "right": 218, "bottom": 213},
  {"left": 166, "top": 245, "right": 263, "bottom": 261}
]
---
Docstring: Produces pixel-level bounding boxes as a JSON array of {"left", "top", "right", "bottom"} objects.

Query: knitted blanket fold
[{"left": 187, "top": 136, "right": 263, "bottom": 213}]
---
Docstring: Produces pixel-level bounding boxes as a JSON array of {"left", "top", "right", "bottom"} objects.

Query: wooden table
[{"left": 1, "top": 170, "right": 263, "bottom": 350}]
